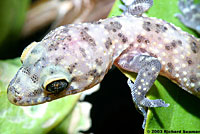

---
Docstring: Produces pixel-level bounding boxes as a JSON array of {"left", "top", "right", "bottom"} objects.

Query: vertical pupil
[{"left": 46, "top": 80, "right": 68, "bottom": 93}]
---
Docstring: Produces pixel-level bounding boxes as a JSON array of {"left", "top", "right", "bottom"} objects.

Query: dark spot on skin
[
  {"left": 79, "top": 47, "right": 87, "bottom": 57},
  {"left": 90, "top": 21, "right": 97, "bottom": 24},
  {"left": 55, "top": 56, "right": 64, "bottom": 65},
  {"left": 118, "top": 33, "right": 122, "bottom": 37},
  {"left": 118, "top": 33, "right": 128, "bottom": 43},
  {"left": 143, "top": 20, "right": 168, "bottom": 33},
  {"left": 13, "top": 98, "right": 17, "bottom": 103},
  {"left": 95, "top": 57, "right": 103, "bottom": 66},
  {"left": 149, "top": 53, "right": 157, "bottom": 58},
  {"left": 84, "top": 27, "right": 89, "bottom": 30},
  {"left": 155, "top": 24, "right": 167, "bottom": 33},
  {"left": 22, "top": 67, "right": 31, "bottom": 75},
  {"left": 31, "top": 49, "right": 39, "bottom": 54},
  {"left": 129, "top": 43, "right": 134, "bottom": 47},
  {"left": 165, "top": 45, "right": 171, "bottom": 50},
  {"left": 137, "top": 35, "right": 145, "bottom": 43},
  {"left": 104, "top": 21, "right": 122, "bottom": 32},
  {"left": 140, "top": 48, "right": 147, "bottom": 53},
  {"left": 48, "top": 44, "right": 58, "bottom": 51},
  {"left": 190, "top": 41, "right": 199, "bottom": 53},
  {"left": 31, "top": 74, "right": 38, "bottom": 83},
  {"left": 68, "top": 63, "right": 78, "bottom": 74},
  {"left": 122, "top": 36, "right": 128, "bottom": 43},
  {"left": 147, "top": 22, "right": 151, "bottom": 25},
  {"left": 112, "top": 29, "right": 117, "bottom": 32},
  {"left": 16, "top": 78, "right": 20, "bottom": 83},
  {"left": 34, "top": 99, "right": 38, "bottom": 104},
  {"left": 71, "top": 77, "right": 77, "bottom": 82},
  {"left": 188, "top": 60, "right": 192, "bottom": 65},
  {"left": 178, "top": 40, "right": 182, "bottom": 45},
  {"left": 171, "top": 40, "right": 176, "bottom": 48},
  {"left": 80, "top": 30, "right": 96, "bottom": 46},
  {"left": 66, "top": 35, "right": 72, "bottom": 41},
  {"left": 62, "top": 27, "right": 69, "bottom": 33},
  {"left": 105, "top": 37, "right": 112, "bottom": 49},
  {"left": 26, "top": 99, "right": 31, "bottom": 103},
  {"left": 87, "top": 69, "right": 100, "bottom": 78},
  {"left": 146, "top": 27, "right": 151, "bottom": 31},
  {"left": 143, "top": 21, "right": 152, "bottom": 32},
  {"left": 113, "top": 21, "right": 122, "bottom": 29},
  {"left": 167, "top": 62, "right": 174, "bottom": 73},
  {"left": 190, "top": 75, "right": 198, "bottom": 83},
  {"left": 186, "top": 57, "right": 193, "bottom": 65},
  {"left": 144, "top": 39, "right": 150, "bottom": 44},
  {"left": 42, "top": 57, "right": 45, "bottom": 61},
  {"left": 32, "top": 89, "right": 42, "bottom": 96},
  {"left": 165, "top": 40, "right": 179, "bottom": 50}
]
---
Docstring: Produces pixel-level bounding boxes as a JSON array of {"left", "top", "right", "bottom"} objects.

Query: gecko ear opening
[{"left": 21, "top": 42, "right": 38, "bottom": 63}]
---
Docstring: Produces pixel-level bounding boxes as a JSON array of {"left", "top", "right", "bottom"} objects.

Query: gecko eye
[{"left": 46, "top": 79, "right": 68, "bottom": 94}]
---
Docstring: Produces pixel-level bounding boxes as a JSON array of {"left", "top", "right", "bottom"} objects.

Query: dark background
[{"left": 84, "top": 68, "right": 144, "bottom": 134}]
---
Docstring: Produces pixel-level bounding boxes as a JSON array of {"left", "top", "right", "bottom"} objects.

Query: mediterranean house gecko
[
  {"left": 7, "top": 0, "right": 200, "bottom": 129},
  {"left": 175, "top": 0, "right": 200, "bottom": 34}
]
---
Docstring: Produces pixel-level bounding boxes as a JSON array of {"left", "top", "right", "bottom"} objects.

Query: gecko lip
[
  {"left": 7, "top": 85, "right": 23, "bottom": 105},
  {"left": 7, "top": 84, "right": 51, "bottom": 106}
]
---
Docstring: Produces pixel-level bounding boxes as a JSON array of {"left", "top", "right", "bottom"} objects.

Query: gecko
[
  {"left": 7, "top": 0, "right": 200, "bottom": 129},
  {"left": 175, "top": 0, "right": 200, "bottom": 34}
]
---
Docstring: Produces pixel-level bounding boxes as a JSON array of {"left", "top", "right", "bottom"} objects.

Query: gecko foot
[{"left": 128, "top": 78, "right": 169, "bottom": 129}]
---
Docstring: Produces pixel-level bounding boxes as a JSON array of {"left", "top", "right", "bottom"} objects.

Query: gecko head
[{"left": 7, "top": 41, "right": 78, "bottom": 106}]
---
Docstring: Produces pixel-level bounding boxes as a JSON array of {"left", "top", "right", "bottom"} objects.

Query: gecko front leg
[
  {"left": 115, "top": 54, "right": 169, "bottom": 129},
  {"left": 120, "top": 0, "right": 153, "bottom": 16}
]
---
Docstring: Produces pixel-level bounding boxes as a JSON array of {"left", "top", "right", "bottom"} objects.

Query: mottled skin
[
  {"left": 7, "top": 2, "right": 200, "bottom": 129},
  {"left": 175, "top": 0, "right": 200, "bottom": 33}
]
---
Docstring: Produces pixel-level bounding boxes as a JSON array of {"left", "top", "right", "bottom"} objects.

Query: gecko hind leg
[{"left": 124, "top": 55, "right": 169, "bottom": 128}]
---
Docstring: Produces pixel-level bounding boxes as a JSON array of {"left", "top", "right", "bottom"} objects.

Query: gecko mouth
[{"left": 7, "top": 84, "right": 51, "bottom": 106}]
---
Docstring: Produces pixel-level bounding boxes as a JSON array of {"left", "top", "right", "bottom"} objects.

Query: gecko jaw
[{"left": 7, "top": 84, "right": 51, "bottom": 106}]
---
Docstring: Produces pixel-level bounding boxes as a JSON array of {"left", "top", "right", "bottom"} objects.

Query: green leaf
[
  {"left": 109, "top": 0, "right": 200, "bottom": 132},
  {"left": 0, "top": 0, "right": 30, "bottom": 58},
  {"left": 0, "top": 58, "right": 80, "bottom": 134}
]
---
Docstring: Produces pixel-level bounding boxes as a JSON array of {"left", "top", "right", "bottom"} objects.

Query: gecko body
[{"left": 7, "top": 15, "right": 200, "bottom": 128}]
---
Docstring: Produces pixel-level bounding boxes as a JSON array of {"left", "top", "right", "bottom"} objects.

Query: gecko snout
[{"left": 7, "top": 85, "right": 23, "bottom": 105}]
